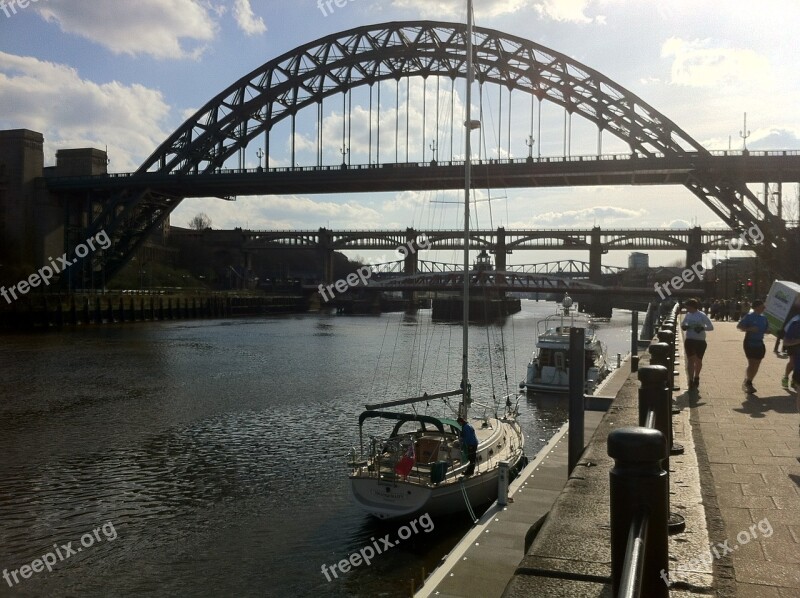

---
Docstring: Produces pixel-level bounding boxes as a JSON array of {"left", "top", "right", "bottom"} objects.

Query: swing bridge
[{"left": 42, "top": 21, "right": 800, "bottom": 286}]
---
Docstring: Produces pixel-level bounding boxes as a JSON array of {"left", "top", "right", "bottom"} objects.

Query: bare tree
[{"left": 189, "top": 213, "right": 212, "bottom": 230}]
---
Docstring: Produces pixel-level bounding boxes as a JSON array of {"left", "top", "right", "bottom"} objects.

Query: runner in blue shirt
[
  {"left": 457, "top": 416, "right": 479, "bottom": 476},
  {"left": 737, "top": 300, "right": 769, "bottom": 393}
]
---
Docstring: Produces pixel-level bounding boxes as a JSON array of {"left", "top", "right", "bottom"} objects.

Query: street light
[
  {"left": 525, "top": 135, "right": 535, "bottom": 160},
  {"left": 256, "top": 148, "right": 264, "bottom": 170}
]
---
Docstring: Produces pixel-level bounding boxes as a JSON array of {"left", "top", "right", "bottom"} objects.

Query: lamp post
[
  {"left": 429, "top": 140, "right": 438, "bottom": 164},
  {"left": 739, "top": 112, "right": 750, "bottom": 153},
  {"left": 340, "top": 146, "right": 349, "bottom": 167},
  {"left": 256, "top": 148, "right": 264, "bottom": 170},
  {"left": 525, "top": 135, "right": 535, "bottom": 160}
]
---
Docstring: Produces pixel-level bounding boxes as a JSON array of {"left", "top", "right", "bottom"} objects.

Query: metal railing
[{"left": 608, "top": 303, "right": 682, "bottom": 598}]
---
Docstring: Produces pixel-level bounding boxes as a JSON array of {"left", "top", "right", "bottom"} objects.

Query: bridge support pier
[
  {"left": 589, "top": 226, "right": 604, "bottom": 285},
  {"left": 493, "top": 227, "right": 508, "bottom": 285},
  {"left": 686, "top": 229, "right": 703, "bottom": 266},
  {"left": 403, "top": 228, "right": 419, "bottom": 305},
  {"left": 318, "top": 227, "right": 335, "bottom": 285}
]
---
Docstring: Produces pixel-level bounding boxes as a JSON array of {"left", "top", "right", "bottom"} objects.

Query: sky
[{"left": 1, "top": 0, "right": 799, "bottom": 267}]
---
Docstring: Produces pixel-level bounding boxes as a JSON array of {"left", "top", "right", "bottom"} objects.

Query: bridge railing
[
  {"left": 44, "top": 148, "right": 800, "bottom": 184},
  {"left": 608, "top": 302, "right": 683, "bottom": 598}
]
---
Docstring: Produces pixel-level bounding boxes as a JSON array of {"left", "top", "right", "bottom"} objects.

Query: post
[
  {"left": 631, "top": 310, "right": 639, "bottom": 372},
  {"left": 637, "top": 366, "right": 671, "bottom": 455},
  {"left": 568, "top": 327, "right": 585, "bottom": 474},
  {"left": 608, "top": 427, "right": 669, "bottom": 598},
  {"left": 497, "top": 461, "right": 509, "bottom": 506}
]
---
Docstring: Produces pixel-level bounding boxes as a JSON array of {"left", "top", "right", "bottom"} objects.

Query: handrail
[{"left": 618, "top": 510, "right": 649, "bottom": 598}]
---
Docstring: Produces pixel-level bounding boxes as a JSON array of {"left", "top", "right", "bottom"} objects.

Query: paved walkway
[{"left": 686, "top": 320, "right": 800, "bottom": 597}]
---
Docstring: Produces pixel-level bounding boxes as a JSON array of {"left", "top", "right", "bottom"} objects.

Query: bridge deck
[{"left": 45, "top": 153, "right": 800, "bottom": 197}]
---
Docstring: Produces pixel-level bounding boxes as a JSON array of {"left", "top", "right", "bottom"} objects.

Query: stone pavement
[{"left": 685, "top": 320, "right": 800, "bottom": 597}]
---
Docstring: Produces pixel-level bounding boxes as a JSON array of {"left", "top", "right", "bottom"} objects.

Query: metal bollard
[
  {"left": 568, "top": 327, "right": 586, "bottom": 474},
  {"left": 608, "top": 427, "right": 669, "bottom": 598},
  {"left": 648, "top": 342, "right": 671, "bottom": 369},
  {"left": 498, "top": 461, "right": 509, "bottom": 506},
  {"left": 637, "top": 366, "right": 670, "bottom": 444}
]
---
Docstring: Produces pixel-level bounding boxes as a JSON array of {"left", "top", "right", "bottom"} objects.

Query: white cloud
[
  {"left": 533, "top": 0, "right": 593, "bottom": 23},
  {"left": 391, "top": 0, "right": 528, "bottom": 19},
  {"left": 171, "top": 195, "right": 385, "bottom": 230},
  {"left": 0, "top": 52, "right": 170, "bottom": 171},
  {"left": 35, "top": 0, "right": 217, "bottom": 59},
  {"left": 521, "top": 205, "right": 646, "bottom": 227},
  {"left": 661, "top": 37, "right": 772, "bottom": 89},
  {"left": 232, "top": 0, "right": 267, "bottom": 36}
]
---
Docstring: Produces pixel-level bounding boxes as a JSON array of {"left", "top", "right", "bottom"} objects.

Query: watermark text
[
  {"left": 659, "top": 517, "right": 773, "bottom": 586},
  {"left": 1, "top": 0, "right": 43, "bottom": 19},
  {"left": 317, "top": 0, "right": 358, "bottom": 18},
  {"left": 318, "top": 235, "right": 430, "bottom": 302},
  {"left": 654, "top": 223, "right": 763, "bottom": 300},
  {"left": 321, "top": 512, "right": 434, "bottom": 582},
  {"left": 1, "top": 229, "right": 111, "bottom": 305},
  {"left": 3, "top": 521, "right": 118, "bottom": 588}
]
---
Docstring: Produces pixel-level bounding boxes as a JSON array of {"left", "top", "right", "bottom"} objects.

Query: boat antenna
[{"left": 460, "top": 0, "right": 475, "bottom": 419}]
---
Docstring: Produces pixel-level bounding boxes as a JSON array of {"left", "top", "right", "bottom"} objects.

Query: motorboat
[{"left": 520, "top": 294, "right": 610, "bottom": 394}]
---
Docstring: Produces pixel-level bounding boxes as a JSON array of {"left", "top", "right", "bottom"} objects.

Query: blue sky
[{"left": 1, "top": 0, "right": 799, "bottom": 266}]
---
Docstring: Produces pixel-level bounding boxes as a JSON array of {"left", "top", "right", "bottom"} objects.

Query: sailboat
[{"left": 348, "top": 0, "right": 526, "bottom": 520}]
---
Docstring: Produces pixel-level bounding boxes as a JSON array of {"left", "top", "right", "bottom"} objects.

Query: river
[{"left": 0, "top": 300, "right": 637, "bottom": 597}]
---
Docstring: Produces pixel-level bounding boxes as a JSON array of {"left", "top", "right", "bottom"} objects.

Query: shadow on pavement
[{"left": 734, "top": 394, "right": 798, "bottom": 417}]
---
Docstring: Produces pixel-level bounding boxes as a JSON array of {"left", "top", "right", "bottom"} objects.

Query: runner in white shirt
[{"left": 681, "top": 298, "right": 714, "bottom": 389}]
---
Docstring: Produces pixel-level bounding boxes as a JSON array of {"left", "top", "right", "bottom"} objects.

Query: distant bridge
[{"left": 234, "top": 226, "right": 736, "bottom": 283}]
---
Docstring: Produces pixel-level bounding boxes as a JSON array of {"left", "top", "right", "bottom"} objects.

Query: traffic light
[{"left": 746, "top": 279, "right": 753, "bottom": 288}]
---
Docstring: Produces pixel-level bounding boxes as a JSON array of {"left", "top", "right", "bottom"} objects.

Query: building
[
  {"left": 0, "top": 128, "right": 170, "bottom": 288},
  {"left": 628, "top": 252, "right": 649, "bottom": 270}
]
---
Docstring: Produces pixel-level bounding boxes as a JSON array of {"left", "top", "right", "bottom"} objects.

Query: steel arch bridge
[{"left": 63, "top": 20, "right": 794, "bottom": 283}]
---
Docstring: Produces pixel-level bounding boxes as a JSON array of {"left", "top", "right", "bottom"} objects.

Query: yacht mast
[{"left": 461, "top": 0, "right": 474, "bottom": 417}]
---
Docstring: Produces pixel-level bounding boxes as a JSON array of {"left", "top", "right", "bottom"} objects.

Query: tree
[{"left": 189, "top": 213, "right": 212, "bottom": 230}]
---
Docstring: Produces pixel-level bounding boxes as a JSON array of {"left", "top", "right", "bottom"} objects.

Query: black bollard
[
  {"left": 637, "top": 366, "right": 670, "bottom": 441},
  {"left": 608, "top": 427, "right": 669, "bottom": 598},
  {"left": 568, "top": 327, "right": 586, "bottom": 474},
  {"left": 648, "top": 342, "right": 670, "bottom": 369},
  {"left": 631, "top": 311, "right": 639, "bottom": 372}
]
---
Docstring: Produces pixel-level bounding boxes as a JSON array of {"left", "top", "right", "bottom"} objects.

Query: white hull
[{"left": 521, "top": 303, "right": 610, "bottom": 394}]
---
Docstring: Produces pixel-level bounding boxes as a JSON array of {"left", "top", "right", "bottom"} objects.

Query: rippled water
[{"left": 0, "top": 301, "right": 636, "bottom": 597}]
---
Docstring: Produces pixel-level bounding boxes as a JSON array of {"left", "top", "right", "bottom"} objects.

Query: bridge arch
[{"left": 138, "top": 21, "right": 706, "bottom": 175}]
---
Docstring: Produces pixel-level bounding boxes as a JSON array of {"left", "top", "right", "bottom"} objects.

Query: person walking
[
  {"left": 782, "top": 311, "right": 800, "bottom": 387},
  {"left": 457, "top": 416, "right": 479, "bottom": 476},
  {"left": 681, "top": 298, "right": 714, "bottom": 389},
  {"left": 737, "top": 299, "right": 769, "bottom": 393}
]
